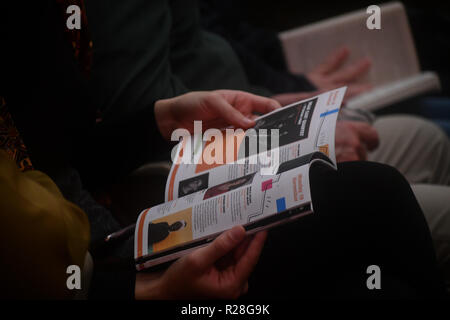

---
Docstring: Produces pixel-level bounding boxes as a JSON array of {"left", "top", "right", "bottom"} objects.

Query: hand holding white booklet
[
  {"left": 135, "top": 87, "right": 347, "bottom": 270},
  {"left": 279, "top": 2, "right": 441, "bottom": 112}
]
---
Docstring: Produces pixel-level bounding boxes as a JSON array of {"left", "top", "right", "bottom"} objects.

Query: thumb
[
  {"left": 211, "top": 96, "right": 255, "bottom": 129},
  {"left": 189, "top": 226, "right": 246, "bottom": 272}
]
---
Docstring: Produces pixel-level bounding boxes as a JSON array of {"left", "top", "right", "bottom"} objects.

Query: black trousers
[{"left": 245, "top": 161, "right": 445, "bottom": 299}]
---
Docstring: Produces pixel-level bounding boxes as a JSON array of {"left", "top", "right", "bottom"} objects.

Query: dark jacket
[{"left": 1, "top": 1, "right": 169, "bottom": 299}]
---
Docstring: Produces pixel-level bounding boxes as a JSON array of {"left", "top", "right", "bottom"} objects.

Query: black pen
[{"left": 104, "top": 224, "right": 136, "bottom": 243}]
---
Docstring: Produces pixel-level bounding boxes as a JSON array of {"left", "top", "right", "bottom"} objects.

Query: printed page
[
  {"left": 136, "top": 161, "right": 312, "bottom": 269},
  {"left": 165, "top": 87, "right": 346, "bottom": 202}
]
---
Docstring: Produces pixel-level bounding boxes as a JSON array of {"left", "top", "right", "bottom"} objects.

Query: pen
[{"left": 104, "top": 224, "right": 136, "bottom": 243}]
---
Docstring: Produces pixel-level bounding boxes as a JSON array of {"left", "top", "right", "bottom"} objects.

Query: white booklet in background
[
  {"left": 134, "top": 87, "right": 346, "bottom": 270},
  {"left": 279, "top": 1, "right": 441, "bottom": 112}
]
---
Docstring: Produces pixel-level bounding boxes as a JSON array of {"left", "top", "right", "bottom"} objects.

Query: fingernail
[{"left": 243, "top": 117, "right": 254, "bottom": 126}]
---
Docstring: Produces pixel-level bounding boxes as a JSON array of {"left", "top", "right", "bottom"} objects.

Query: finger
[
  {"left": 208, "top": 94, "right": 256, "bottom": 129},
  {"left": 215, "top": 235, "right": 252, "bottom": 270},
  {"left": 189, "top": 226, "right": 246, "bottom": 272},
  {"left": 314, "top": 47, "right": 350, "bottom": 75},
  {"left": 234, "top": 231, "right": 267, "bottom": 284},
  {"left": 230, "top": 91, "right": 282, "bottom": 114},
  {"left": 331, "top": 58, "right": 371, "bottom": 84},
  {"left": 233, "top": 236, "right": 253, "bottom": 261},
  {"left": 203, "top": 113, "right": 259, "bottom": 130},
  {"left": 350, "top": 122, "right": 380, "bottom": 150}
]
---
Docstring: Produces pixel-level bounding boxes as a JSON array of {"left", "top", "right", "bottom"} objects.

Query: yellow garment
[{"left": 0, "top": 150, "right": 90, "bottom": 299}]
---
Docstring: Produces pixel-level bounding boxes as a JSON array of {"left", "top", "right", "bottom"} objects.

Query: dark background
[{"left": 238, "top": 0, "right": 450, "bottom": 31}]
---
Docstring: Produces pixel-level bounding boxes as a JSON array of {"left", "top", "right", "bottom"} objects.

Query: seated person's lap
[{"left": 245, "top": 161, "right": 444, "bottom": 298}]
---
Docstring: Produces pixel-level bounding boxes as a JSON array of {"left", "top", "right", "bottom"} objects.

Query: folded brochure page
[{"left": 135, "top": 87, "right": 346, "bottom": 269}]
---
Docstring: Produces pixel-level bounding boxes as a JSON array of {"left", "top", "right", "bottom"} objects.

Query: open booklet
[
  {"left": 135, "top": 87, "right": 346, "bottom": 270},
  {"left": 279, "top": 2, "right": 441, "bottom": 112}
]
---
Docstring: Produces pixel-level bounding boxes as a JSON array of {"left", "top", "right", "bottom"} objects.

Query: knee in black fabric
[
  {"left": 310, "top": 161, "right": 410, "bottom": 199},
  {"left": 309, "top": 161, "right": 418, "bottom": 223}
]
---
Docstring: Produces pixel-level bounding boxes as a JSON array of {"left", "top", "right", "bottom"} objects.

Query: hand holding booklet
[{"left": 134, "top": 87, "right": 347, "bottom": 270}]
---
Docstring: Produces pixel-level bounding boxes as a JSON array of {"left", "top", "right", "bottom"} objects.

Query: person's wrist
[{"left": 135, "top": 271, "right": 167, "bottom": 300}]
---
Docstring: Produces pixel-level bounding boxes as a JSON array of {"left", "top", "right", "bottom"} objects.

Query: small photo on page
[
  {"left": 203, "top": 173, "right": 256, "bottom": 200},
  {"left": 253, "top": 97, "right": 317, "bottom": 147},
  {"left": 178, "top": 173, "right": 209, "bottom": 197},
  {"left": 147, "top": 208, "right": 193, "bottom": 254}
]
